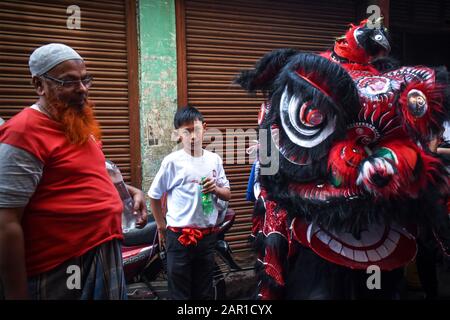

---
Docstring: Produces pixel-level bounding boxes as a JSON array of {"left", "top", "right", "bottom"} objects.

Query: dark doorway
[{"left": 390, "top": 28, "right": 450, "bottom": 68}]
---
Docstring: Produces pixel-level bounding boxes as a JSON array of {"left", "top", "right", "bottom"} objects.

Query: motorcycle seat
[{"left": 123, "top": 221, "right": 158, "bottom": 247}]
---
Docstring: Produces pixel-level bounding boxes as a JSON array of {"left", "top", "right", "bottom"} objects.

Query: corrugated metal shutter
[
  {"left": 389, "top": 0, "right": 450, "bottom": 66},
  {"left": 390, "top": 0, "right": 450, "bottom": 30},
  {"left": 182, "top": 0, "right": 358, "bottom": 252},
  {"left": 0, "top": 0, "right": 135, "bottom": 183}
]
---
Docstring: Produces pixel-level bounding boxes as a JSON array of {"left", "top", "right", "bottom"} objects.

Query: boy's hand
[
  {"left": 157, "top": 221, "right": 167, "bottom": 249},
  {"left": 201, "top": 177, "right": 216, "bottom": 194},
  {"left": 150, "top": 197, "right": 167, "bottom": 250}
]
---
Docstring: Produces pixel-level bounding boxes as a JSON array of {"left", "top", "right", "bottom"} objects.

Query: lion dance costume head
[{"left": 236, "top": 18, "right": 450, "bottom": 299}]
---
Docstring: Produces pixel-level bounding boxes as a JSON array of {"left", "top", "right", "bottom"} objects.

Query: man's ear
[
  {"left": 171, "top": 129, "right": 181, "bottom": 143},
  {"left": 32, "top": 76, "right": 45, "bottom": 96},
  {"left": 202, "top": 122, "right": 207, "bottom": 130}
]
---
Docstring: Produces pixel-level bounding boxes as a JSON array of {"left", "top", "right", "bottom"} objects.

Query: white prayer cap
[{"left": 29, "top": 43, "right": 83, "bottom": 77}]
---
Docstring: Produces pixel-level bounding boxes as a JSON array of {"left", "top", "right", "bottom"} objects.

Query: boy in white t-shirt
[{"left": 148, "top": 106, "right": 231, "bottom": 300}]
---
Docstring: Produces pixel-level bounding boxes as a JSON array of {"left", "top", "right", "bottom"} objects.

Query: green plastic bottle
[{"left": 200, "top": 177, "right": 214, "bottom": 216}]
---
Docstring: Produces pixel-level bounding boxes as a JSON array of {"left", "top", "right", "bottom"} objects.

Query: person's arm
[
  {"left": 202, "top": 178, "right": 231, "bottom": 201},
  {"left": 126, "top": 184, "right": 148, "bottom": 228},
  {"left": 0, "top": 144, "right": 44, "bottom": 300},
  {"left": 150, "top": 198, "right": 167, "bottom": 249},
  {"left": 429, "top": 136, "right": 440, "bottom": 153},
  {"left": 0, "top": 207, "right": 29, "bottom": 299},
  {"left": 437, "top": 147, "right": 450, "bottom": 156},
  {"left": 215, "top": 186, "right": 231, "bottom": 201}
]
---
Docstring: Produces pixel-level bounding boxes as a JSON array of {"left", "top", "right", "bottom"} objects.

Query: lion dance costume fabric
[{"left": 236, "top": 19, "right": 450, "bottom": 299}]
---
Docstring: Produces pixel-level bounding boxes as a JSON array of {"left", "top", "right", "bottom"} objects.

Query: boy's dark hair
[{"left": 173, "top": 105, "right": 204, "bottom": 129}]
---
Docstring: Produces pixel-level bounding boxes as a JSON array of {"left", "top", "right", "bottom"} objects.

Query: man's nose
[{"left": 76, "top": 81, "right": 88, "bottom": 94}]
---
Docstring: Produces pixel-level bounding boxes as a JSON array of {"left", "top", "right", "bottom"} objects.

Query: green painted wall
[{"left": 138, "top": 0, "right": 178, "bottom": 193}]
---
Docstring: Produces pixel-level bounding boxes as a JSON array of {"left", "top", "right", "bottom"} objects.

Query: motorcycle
[{"left": 122, "top": 208, "right": 242, "bottom": 300}]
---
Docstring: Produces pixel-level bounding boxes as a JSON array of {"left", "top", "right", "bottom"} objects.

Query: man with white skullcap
[{"left": 0, "top": 43, "right": 147, "bottom": 299}]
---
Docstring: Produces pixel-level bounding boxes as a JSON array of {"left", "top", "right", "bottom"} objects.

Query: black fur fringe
[
  {"left": 253, "top": 233, "right": 288, "bottom": 299},
  {"left": 261, "top": 169, "right": 448, "bottom": 238},
  {"left": 371, "top": 56, "right": 400, "bottom": 72},
  {"left": 234, "top": 48, "right": 298, "bottom": 94}
]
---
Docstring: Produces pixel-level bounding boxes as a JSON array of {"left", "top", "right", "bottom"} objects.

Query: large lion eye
[
  {"left": 299, "top": 101, "right": 324, "bottom": 127},
  {"left": 407, "top": 89, "right": 428, "bottom": 117}
]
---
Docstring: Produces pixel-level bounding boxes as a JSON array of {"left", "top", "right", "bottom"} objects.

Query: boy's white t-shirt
[{"left": 148, "top": 149, "right": 230, "bottom": 228}]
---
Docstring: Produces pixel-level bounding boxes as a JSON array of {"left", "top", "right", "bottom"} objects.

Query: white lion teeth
[
  {"left": 353, "top": 250, "right": 369, "bottom": 262},
  {"left": 387, "top": 230, "right": 400, "bottom": 245},
  {"left": 312, "top": 224, "right": 401, "bottom": 263},
  {"left": 375, "top": 244, "right": 390, "bottom": 258},
  {"left": 307, "top": 224, "right": 313, "bottom": 243},
  {"left": 329, "top": 239, "right": 343, "bottom": 254},
  {"left": 316, "top": 231, "right": 332, "bottom": 245},
  {"left": 341, "top": 246, "right": 355, "bottom": 260},
  {"left": 367, "top": 249, "right": 382, "bottom": 262}
]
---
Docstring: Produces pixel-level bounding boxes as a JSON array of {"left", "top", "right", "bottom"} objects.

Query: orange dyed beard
[{"left": 46, "top": 94, "right": 101, "bottom": 145}]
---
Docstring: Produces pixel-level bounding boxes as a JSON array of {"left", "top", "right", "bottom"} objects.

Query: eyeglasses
[{"left": 41, "top": 73, "right": 93, "bottom": 88}]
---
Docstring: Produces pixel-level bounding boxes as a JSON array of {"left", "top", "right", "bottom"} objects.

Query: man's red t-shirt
[{"left": 0, "top": 108, "right": 123, "bottom": 276}]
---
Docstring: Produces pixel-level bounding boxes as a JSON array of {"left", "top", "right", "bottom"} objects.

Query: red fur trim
[
  {"left": 369, "top": 140, "right": 446, "bottom": 199},
  {"left": 385, "top": 141, "right": 420, "bottom": 198},
  {"left": 340, "top": 62, "right": 379, "bottom": 74},
  {"left": 355, "top": 19, "right": 369, "bottom": 28},
  {"left": 295, "top": 70, "right": 333, "bottom": 98},
  {"left": 321, "top": 49, "right": 379, "bottom": 73},
  {"left": 252, "top": 214, "right": 263, "bottom": 236},
  {"left": 319, "top": 51, "right": 332, "bottom": 60},
  {"left": 259, "top": 285, "right": 279, "bottom": 300},
  {"left": 417, "top": 149, "right": 450, "bottom": 195},
  {"left": 287, "top": 235, "right": 298, "bottom": 258},
  {"left": 333, "top": 39, "right": 367, "bottom": 64},
  {"left": 398, "top": 79, "right": 445, "bottom": 139},
  {"left": 264, "top": 246, "right": 285, "bottom": 287},
  {"left": 333, "top": 20, "right": 370, "bottom": 65}
]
